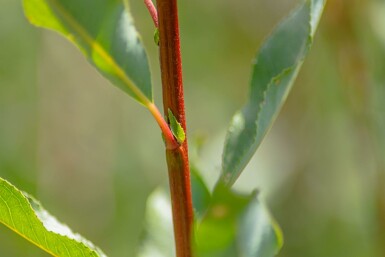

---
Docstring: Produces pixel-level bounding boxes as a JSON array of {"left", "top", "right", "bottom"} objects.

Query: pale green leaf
[
  {"left": 136, "top": 188, "right": 175, "bottom": 257},
  {"left": 168, "top": 109, "right": 186, "bottom": 144},
  {"left": 237, "top": 196, "right": 283, "bottom": 257},
  {"left": 23, "top": 0, "right": 152, "bottom": 105},
  {"left": 138, "top": 178, "right": 281, "bottom": 257},
  {"left": 137, "top": 169, "right": 210, "bottom": 257},
  {"left": 221, "top": 0, "right": 326, "bottom": 186},
  {"left": 194, "top": 184, "right": 282, "bottom": 257},
  {"left": 0, "top": 177, "right": 106, "bottom": 257}
]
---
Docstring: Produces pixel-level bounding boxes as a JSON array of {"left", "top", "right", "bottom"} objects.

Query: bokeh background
[{"left": 1, "top": 0, "right": 385, "bottom": 256}]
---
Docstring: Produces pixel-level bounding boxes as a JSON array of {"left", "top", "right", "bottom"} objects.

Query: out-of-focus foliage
[
  {"left": 136, "top": 188, "right": 175, "bottom": 257},
  {"left": 139, "top": 173, "right": 282, "bottom": 257},
  {"left": 1, "top": 0, "right": 385, "bottom": 257},
  {"left": 194, "top": 184, "right": 282, "bottom": 257}
]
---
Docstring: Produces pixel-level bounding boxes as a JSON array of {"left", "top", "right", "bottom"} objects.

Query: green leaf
[
  {"left": 194, "top": 184, "right": 282, "bottom": 257},
  {"left": 168, "top": 109, "right": 186, "bottom": 144},
  {"left": 0, "top": 177, "right": 107, "bottom": 257},
  {"left": 137, "top": 188, "right": 175, "bottom": 257},
  {"left": 23, "top": 0, "right": 152, "bottom": 105},
  {"left": 237, "top": 196, "right": 283, "bottom": 257},
  {"left": 191, "top": 166, "right": 211, "bottom": 219},
  {"left": 138, "top": 176, "right": 281, "bottom": 257},
  {"left": 154, "top": 28, "right": 160, "bottom": 46},
  {"left": 221, "top": 0, "right": 326, "bottom": 186}
]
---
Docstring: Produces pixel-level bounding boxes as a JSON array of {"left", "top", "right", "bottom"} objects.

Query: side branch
[{"left": 144, "top": 0, "right": 158, "bottom": 27}]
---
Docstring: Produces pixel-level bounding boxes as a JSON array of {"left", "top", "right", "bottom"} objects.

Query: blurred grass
[{"left": 0, "top": 0, "right": 385, "bottom": 256}]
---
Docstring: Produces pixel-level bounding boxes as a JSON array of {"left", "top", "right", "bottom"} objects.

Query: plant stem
[
  {"left": 376, "top": 169, "right": 385, "bottom": 254},
  {"left": 166, "top": 147, "right": 193, "bottom": 257},
  {"left": 144, "top": 0, "right": 158, "bottom": 27},
  {"left": 156, "top": 0, "right": 194, "bottom": 256},
  {"left": 148, "top": 103, "right": 178, "bottom": 149}
]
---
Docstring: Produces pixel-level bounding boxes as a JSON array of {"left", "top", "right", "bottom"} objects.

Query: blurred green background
[{"left": 1, "top": 0, "right": 385, "bottom": 256}]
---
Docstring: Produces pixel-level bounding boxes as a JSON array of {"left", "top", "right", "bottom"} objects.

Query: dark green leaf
[
  {"left": 23, "top": 0, "right": 152, "bottom": 105},
  {"left": 221, "top": 0, "right": 325, "bottom": 186},
  {"left": 191, "top": 166, "right": 211, "bottom": 219},
  {"left": 194, "top": 184, "right": 282, "bottom": 257},
  {"left": 0, "top": 177, "right": 107, "bottom": 257}
]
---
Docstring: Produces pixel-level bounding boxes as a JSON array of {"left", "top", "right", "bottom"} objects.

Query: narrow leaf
[
  {"left": 221, "top": 0, "right": 326, "bottom": 186},
  {"left": 194, "top": 184, "right": 282, "bottom": 257},
  {"left": 23, "top": 0, "right": 152, "bottom": 105},
  {"left": 168, "top": 109, "right": 186, "bottom": 144},
  {"left": 0, "top": 177, "right": 106, "bottom": 257}
]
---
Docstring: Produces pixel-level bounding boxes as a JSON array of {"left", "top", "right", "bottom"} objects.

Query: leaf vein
[{"left": 47, "top": 0, "right": 151, "bottom": 106}]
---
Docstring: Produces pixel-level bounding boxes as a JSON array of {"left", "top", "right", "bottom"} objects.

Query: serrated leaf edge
[
  {"left": 0, "top": 177, "right": 106, "bottom": 257},
  {"left": 221, "top": 0, "right": 325, "bottom": 186}
]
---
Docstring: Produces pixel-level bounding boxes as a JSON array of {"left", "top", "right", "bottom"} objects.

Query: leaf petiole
[
  {"left": 148, "top": 103, "right": 179, "bottom": 149},
  {"left": 144, "top": 0, "right": 158, "bottom": 27}
]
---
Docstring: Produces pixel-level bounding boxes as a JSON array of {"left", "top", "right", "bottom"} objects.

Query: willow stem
[{"left": 156, "top": 0, "right": 194, "bottom": 256}]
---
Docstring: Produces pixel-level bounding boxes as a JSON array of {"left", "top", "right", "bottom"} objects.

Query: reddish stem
[
  {"left": 156, "top": 0, "right": 194, "bottom": 256},
  {"left": 376, "top": 169, "right": 385, "bottom": 253},
  {"left": 166, "top": 147, "right": 193, "bottom": 257},
  {"left": 144, "top": 0, "right": 158, "bottom": 27},
  {"left": 148, "top": 103, "right": 178, "bottom": 150}
]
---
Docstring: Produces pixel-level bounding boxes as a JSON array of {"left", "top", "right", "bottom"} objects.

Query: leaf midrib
[
  {"left": 0, "top": 181, "right": 61, "bottom": 257},
  {"left": 48, "top": 0, "right": 152, "bottom": 106},
  {"left": 0, "top": 180, "right": 98, "bottom": 257}
]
